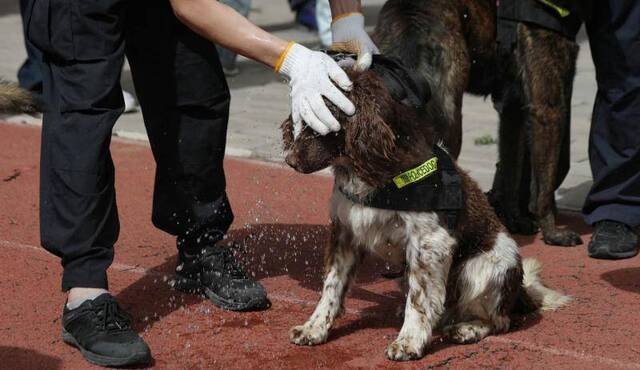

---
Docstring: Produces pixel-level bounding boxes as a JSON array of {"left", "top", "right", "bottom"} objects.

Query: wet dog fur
[
  {"left": 372, "top": 0, "right": 583, "bottom": 246},
  {"left": 281, "top": 70, "right": 570, "bottom": 361}
]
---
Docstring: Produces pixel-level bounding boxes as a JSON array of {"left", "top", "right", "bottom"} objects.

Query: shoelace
[
  {"left": 94, "top": 299, "right": 131, "bottom": 332},
  {"left": 202, "top": 245, "right": 247, "bottom": 279}
]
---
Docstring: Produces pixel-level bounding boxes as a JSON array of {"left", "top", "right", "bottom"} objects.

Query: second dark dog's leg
[
  {"left": 491, "top": 79, "right": 539, "bottom": 235},
  {"left": 518, "top": 25, "right": 582, "bottom": 246}
]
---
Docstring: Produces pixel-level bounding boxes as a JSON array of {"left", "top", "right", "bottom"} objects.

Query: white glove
[
  {"left": 330, "top": 12, "right": 380, "bottom": 72},
  {"left": 277, "top": 43, "right": 355, "bottom": 137}
]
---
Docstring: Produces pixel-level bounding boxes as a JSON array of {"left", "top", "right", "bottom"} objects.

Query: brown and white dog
[
  {"left": 281, "top": 69, "right": 569, "bottom": 361},
  {"left": 372, "top": 0, "right": 588, "bottom": 246}
]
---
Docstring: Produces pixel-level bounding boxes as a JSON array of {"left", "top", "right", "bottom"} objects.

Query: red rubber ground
[{"left": 1, "top": 122, "right": 639, "bottom": 369}]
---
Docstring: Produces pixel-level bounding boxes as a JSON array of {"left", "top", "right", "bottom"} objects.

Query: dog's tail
[
  {"left": 515, "top": 258, "right": 571, "bottom": 313},
  {"left": 0, "top": 80, "right": 37, "bottom": 114}
]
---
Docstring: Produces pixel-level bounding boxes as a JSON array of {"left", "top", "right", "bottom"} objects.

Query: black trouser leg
[
  {"left": 583, "top": 0, "right": 640, "bottom": 228},
  {"left": 30, "top": 0, "right": 125, "bottom": 291},
  {"left": 125, "top": 1, "right": 233, "bottom": 248},
  {"left": 17, "top": 0, "right": 44, "bottom": 92}
]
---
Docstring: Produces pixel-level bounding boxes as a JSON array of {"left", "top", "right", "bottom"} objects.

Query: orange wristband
[
  {"left": 331, "top": 11, "right": 362, "bottom": 25},
  {"left": 274, "top": 41, "right": 295, "bottom": 72}
]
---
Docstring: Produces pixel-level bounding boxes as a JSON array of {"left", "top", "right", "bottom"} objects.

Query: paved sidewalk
[{"left": 0, "top": 0, "right": 596, "bottom": 211}]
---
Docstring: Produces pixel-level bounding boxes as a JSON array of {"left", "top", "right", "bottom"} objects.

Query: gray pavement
[{"left": 0, "top": 0, "right": 596, "bottom": 211}]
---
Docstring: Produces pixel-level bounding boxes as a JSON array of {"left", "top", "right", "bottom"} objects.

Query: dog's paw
[
  {"left": 385, "top": 337, "right": 424, "bottom": 361},
  {"left": 289, "top": 324, "right": 328, "bottom": 346},
  {"left": 395, "top": 304, "right": 405, "bottom": 319},
  {"left": 443, "top": 322, "right": 489, "bottom": 344},
  {"left": 543, "top": 229, "right": 583, "bottom": 246}
]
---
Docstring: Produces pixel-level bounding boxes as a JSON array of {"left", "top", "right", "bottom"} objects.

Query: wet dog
[
  {"left": 281, "top": 68, "right": 569, "bottom": 361},
  {"left": 372, "top": 0, "right": 584, "bottom": 246}
]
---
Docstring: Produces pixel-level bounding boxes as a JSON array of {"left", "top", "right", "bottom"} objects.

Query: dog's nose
[{"left": 285, "top": 152, "right": 299, "bottom": 169}]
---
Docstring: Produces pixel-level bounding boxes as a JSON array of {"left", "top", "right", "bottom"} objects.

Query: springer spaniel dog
[{"left": 281, "top": 61, "right": 569, "bottom": 361}]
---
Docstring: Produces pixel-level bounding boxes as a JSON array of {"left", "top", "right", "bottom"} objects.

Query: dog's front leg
[
  {"left": 386, "top": 227, "right": 454, "bottom": 361},
  {"left": 289, "top": 223, "right": 360, "bottom": 346}
]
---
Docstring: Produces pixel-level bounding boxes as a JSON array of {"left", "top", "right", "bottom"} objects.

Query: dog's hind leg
[
  {"left": 289, "top": 222, "right": 361, "bottom": 346},
  {"left": 444, "top": 232, "right": 521, "bottom": 344},
  {"left": 518, "top": 25, "right": 582, "bottom": 246},
  {"left": 444, "top": 319, "right": 494, "bottom": 344},
  {"left": 385, "top": 217, "right": 455, "bottom": 361},
  {"left": 443, "top": 296, "right": 512, "bottom": 344}
]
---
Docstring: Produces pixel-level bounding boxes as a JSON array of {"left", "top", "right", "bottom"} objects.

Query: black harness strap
[
  {"left": 326, "top": 52, "right": 431, "bottom": 110},
  {"left": 497, "top": 0, "right": 583, "bottom": 56},
  {"left": 339, "top": 146, "right": 464, "bottom": 230},
  {"left": 327, "top": 52, "right": 462, "bottom": 229}
]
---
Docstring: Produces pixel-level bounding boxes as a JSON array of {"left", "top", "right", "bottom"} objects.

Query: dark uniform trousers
[
  {"left": 27, "top": 0, "right": 234, "bottom": 291},
  {"left": 583, "top": 0, "right": 640, "bottom": 228}
]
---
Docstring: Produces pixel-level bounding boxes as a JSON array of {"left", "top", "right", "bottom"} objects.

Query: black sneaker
[
  {"left": 588, "top": 220, "right": 639, "bottom": 260},
  {"left": 171, "top": 244, "right": 270, "bottom": 311},
  {"left": 62, "top": 294, "right": 151, "bottom": 367}
]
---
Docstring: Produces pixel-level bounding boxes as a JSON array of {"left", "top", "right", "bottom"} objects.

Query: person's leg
[
  {"left": 584, "top": 0, "right": 640, "bottom": 258},
  {"left": 125, "top": 0, "right": 268, "bottom": 311},
  {"left": 126, "top": 0, "right": 233, "bottom": 241},
  {"left": 17, "top": 0, "right": 44, "bottom": 105},
  {"left": 30, "top": 0, "right": 150, "bottom": 365},
  {"left": 315, "top": 0, "right": 332, "bottom": 47},
  {"left": 293, "top": 0, "right": 318, "bottom": 30},
  {"left": 35, "top": 4, "right": 124, "bottom": 298}
]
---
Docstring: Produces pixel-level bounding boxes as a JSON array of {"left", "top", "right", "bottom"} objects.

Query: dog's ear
[
  {"left": 281, "top": 115, "right": 294, "bottom": 151},
  {"left": 345, "top": 95, "right": 397, "bottom": 186}
]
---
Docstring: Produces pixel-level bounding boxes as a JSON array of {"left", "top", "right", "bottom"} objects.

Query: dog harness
[
  {"left": 339, "top": 145, "right": 464, "bottom": 230},
  {"left": 496, "top": 0, "right": 584, "bottom": 56},
  {"left": 325, "top": 52, "right": 463, "bottom": 229}
]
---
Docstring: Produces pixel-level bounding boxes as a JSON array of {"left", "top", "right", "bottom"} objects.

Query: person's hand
[
  {"left": 330, "top": 12, "right": 380, "bottom": 71},
  {"left": 277, "top": 43, "right": 355, "bottom": 137}
]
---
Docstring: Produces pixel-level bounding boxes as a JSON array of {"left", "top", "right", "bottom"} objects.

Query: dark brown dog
[
  {"left": 372, "top": 0, "right": 583, "bottom": 245},
  {"left": 282, "top": 70, "right": 568, "bottom": 361}
]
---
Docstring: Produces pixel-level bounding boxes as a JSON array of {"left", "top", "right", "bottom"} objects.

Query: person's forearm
[
  {"left": 170, "top": 0, "right": 288, "bottom": 68},
  {"left": 329, "top": 0, "right": 361, "bottom": 18}
]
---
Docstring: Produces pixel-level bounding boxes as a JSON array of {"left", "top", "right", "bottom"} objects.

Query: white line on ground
[{"left": 2, "top": 238, "right": 638, "bottom": 368}]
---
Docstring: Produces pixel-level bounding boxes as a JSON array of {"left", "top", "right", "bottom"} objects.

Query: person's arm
[
  {"left": 171, "top": 0, "right": 287, "bottom": 67},
  {"left": 329, "top": 0, "right": 361, "bottom": 16},
  {"left": 328, "top": 0, "right": 379, "bottom": 71},
  {"left": 170, "top": 0, "right": 355, "bottom": 136}
]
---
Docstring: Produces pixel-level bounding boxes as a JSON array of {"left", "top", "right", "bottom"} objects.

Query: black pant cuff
[{"left": 61, "top": 269, "right": 109, "bottom": 292}]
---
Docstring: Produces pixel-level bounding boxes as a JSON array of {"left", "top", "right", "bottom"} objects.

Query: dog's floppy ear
[
  {"left": 281, "top": 115, "right": 295, "bottom": 150},
  {"left": 345, "top": 95, "right": 397, "bottom": 187}
]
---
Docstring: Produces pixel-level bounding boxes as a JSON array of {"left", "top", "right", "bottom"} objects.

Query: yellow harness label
[
  {"left": 393, "top": 157, "right": 438, "bottom": 189},
  {"left": 537, "top": 0, "right": 571, "bottom": 17}
]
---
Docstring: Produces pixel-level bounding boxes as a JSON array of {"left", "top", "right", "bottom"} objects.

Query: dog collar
[{"left": 339, "top": 145, "right": 463, "bottom": 229}]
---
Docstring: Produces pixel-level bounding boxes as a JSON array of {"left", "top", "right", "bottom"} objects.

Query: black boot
[
  {"left": 588, "top": 220, "right": 639, "bottom": 260},
  {"left": 62, "top": 294, "right": 151, "bottom": 367},
  {"left": 172, "top": 231, "right": 269, "bottom": 311}
]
